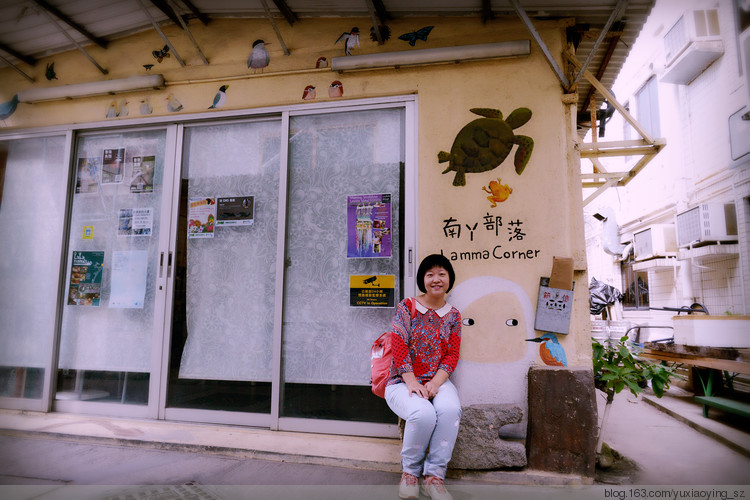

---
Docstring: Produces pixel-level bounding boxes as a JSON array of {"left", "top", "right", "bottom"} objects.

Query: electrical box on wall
[
  {"left": 633, "top": 224, "right": 677, "bottom": 261},
  {"left": 675, "top": 203, "right": 738, "bottom": 248},
  {"left": 661, "top": 9, "right": 724, "bottom": 85}
]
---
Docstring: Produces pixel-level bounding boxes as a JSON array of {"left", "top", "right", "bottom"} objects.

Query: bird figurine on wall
[
  {"left": 118, "top": 99, "right": 129, "bottom": 117},
  {"left": 106, "top": 101, "right": 118, "bottom": 118},
  {"left": 143, "top": 64, "right": 154, "bottom": 72},
  {"left": 302, "top": 85, "right": 316, "bottom": 100},
  {"left": 167, "top": 94, "right": 183, "bottom": 112},
  {"left": 139, "top": 98, "right": 153, "bottom": 115},
  {"left": 0, "top": 94, "right": 19, "bottom": 121},
  {"left": 526, "top": 333, "right": 568, "bottom": 367},
  {"left": 336, "top": 27, "right": 360, "bottom": 55},
  {"left": 209, "top": 85, "right": 229, "bottom": 109},
  {"left": 316, "top": 56, "right": 328, "bottom": 68},
  {"left": 45, "top": 62, "right": 58, "bottom": 80},
  {"left": 329, "top": 80, "right": 343, "bottom": 98},
  {"left": 247, "top": 39, "right": 270, "bottom": 73}
]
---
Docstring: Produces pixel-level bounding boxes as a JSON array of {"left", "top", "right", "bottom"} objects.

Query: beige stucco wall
[{"left": 0, "top": 15, "right": 590, "bottom": 403}]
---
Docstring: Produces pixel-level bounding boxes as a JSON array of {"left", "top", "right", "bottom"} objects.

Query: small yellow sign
[
  {"left": 350, "top": 274, "right": 396, "bottom": 308},
  {"left": 82, "top": 226, "right": 94, "bottom": 239}
]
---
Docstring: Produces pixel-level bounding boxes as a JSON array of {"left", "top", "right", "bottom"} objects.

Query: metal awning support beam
[
  {"left": 365, "top": 0, "right": 383, "bottom": 44},
  {"left": 33, "top": 3, "right": 108, "bottom": 74},
  {"left": 166, "top": 0, "right": 209, "bottom": 65},
  {"left": 31, "top": 0, "right": 108, "bottom": 49},
  {"left": 271, "top": 0, "right": 297, "bottom": 26},
  {"left": 180, "top": 0, "right": 210, "bottom": 25},
  {"left": 509, "top": 0, "right": 570, "bottom": 90},
  {"left": 568, "top": 0, "right": 627, "bottom": 88},
  {"left": 260, "top": 0, "right": 290, "bottom": 56},
  {"left": 0, "top": 43, "right": 36, "bottom": 67},
  {"left": 136, "top": 0, "right": 186, "bottom": 67},
  {"left": 565, "top": 51, "right": 655, "bottom": 144},
  {"left": 0, "top": 53, "right": 34, "bottom": 82},
  {"left": 149, "top": 0, "right": 184, "bottom": 28}
]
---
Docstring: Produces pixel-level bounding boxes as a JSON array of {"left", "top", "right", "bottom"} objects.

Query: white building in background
[{"left": 584, "top": 0, "right": 750, "bottom": 336}]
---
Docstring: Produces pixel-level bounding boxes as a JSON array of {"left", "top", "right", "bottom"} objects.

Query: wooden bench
[{"left": 694, "top": 396, "right": 750, "bottom": 419}]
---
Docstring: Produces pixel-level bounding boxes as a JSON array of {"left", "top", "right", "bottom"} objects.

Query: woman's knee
[{"left": 406, "top": 400, "right": 437, "bottom": 426}]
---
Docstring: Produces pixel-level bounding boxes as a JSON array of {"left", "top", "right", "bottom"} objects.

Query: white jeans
[{"left": 384, "top": 379, "right": 462, "bottom": 479}]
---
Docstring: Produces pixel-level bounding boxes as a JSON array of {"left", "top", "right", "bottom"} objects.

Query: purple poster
[{"left": 347, "top": 193, "right": 392, "bottom": 258}]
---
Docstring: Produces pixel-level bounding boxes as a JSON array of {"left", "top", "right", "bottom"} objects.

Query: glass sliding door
[
  {"left": 165, "top": 119, "right": 281, "bottom": 422},
  {"left": 56, "top": 128, "right": 174, "bottom": 415},
  {"left": 0, "top": 135, "right": 69, "bottom": 409},
  {"left": 280, "top": 108, "right": 404, "bottom": 427}
]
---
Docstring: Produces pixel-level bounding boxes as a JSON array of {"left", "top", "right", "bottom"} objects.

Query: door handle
[
  {"left": 159, "top": 252, "right": 164, "bottom": 278},
  {"left": 167, "top": 251, "right": 173, "bottom": 278}
]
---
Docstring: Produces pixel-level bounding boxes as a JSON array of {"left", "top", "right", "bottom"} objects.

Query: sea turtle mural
[{"left": 439, "top": 107, "right": 534, "bottom": 186}]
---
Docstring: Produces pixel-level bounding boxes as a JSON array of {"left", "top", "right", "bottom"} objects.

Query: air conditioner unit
[
  {"left": 633, "top": 224, "right": 677, "bottom": 261},
  {"left": 661, "top": 9, "right": 724, "bottom": 85},
  {"left": 675, "top": 203, "right": 738, "bottom": 248}
]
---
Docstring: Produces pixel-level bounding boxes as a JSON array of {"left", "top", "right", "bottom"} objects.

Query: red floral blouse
[{"left": 388, "top": 297, "right": 462, "bottom": 386}]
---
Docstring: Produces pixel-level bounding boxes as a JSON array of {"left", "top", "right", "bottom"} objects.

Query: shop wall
[{"left": 0, "top": 15, "right": 590, "bottom": 406}]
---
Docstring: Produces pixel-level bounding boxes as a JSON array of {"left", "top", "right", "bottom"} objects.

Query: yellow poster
[{"left": 349, "top": 274, "right": 395, "bottom": 308}]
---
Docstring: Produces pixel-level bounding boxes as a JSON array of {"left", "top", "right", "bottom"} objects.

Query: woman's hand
[{"left": 402, "top": 372, "right": 430, "bottom": 399}]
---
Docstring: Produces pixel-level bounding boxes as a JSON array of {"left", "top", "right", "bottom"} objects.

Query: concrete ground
[{"left": 0, "top": 387, "right": 748, "bottom": 499}]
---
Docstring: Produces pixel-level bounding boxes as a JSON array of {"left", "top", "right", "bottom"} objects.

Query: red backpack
[{"left": 371, "top": 298, "right": 416, "bottom": 398}]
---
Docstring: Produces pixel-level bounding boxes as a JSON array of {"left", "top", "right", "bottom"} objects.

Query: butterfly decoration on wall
[
  {"left": 45, "top": 62, "right": 58, "bottom": 80},
  {"left": 398, "top": 26, "right": 433, "bottom": 46},
  {"left": 152, "top": 45, "right": 170, "bottom": 63},
  {"left": 143, "top": 64, "right": 154, "bottom": 71}
]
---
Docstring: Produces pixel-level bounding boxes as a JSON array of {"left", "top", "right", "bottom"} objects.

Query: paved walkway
[{"left": 0, "top": 386, "right": 748, "bottom": 499}]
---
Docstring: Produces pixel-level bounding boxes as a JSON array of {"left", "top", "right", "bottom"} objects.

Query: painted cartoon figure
[
  {"left": 439, "top": 107, "right": 534, "bottom": 186},
  {"left": 482, "top": 178, "right": 512, "bottom": 206}
]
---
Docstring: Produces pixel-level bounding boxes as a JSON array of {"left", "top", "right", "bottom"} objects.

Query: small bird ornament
[
  {"left": 0, "top": 94, "right": 19, "bottom": 121},
  {"left": 139, "top": 98, "right": 153, "bottom": 115},
  {"left": 336, "top": 27, "right": 360, "bottom": 56},
  {"left": 247, "top": 39, "right": 270, "bottom": 73},
  {"left": 106, "top": 101, "right": 118, "bottom": 118},
  {"left": 316, "top": 57, "right": 328, "bottom": 68},
  {"left": 302, "top": 85, "right": 316, "bottom": 100},
  {"left": 328, "top": 81, "right": 343, "bottom": 98},
  {"left": 166, "top": 94, "right": 183, "bottom": 113},
  {"left": 209, "top": 85, "right": 229, "bottom": 109},
  {"left": 526, "top": 333, "right": 568, "bottom": 367}
]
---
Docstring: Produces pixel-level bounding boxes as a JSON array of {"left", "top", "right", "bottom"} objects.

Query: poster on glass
[
  {"left": 102, "top": 148, "right": 125, "bottom": 184},
  {"left": 216, "top": 196, "right": 254, "bottom": 226},
  {"left": 118, "top": 208, "right": 153, "bottom": 236},
  {"left": 188, "top": 198, "right": 216, "bottom": 238},
  {"left": 130, "top": 155, "right": 155, "bottom": 193},
  {"left": 346, "top": 193, "right": 391, "bottom": 258},
  {"left": 67, "top": 251, "right": 104, "bottom": 306},
  {"left": 75, "top": 157, "right": 101, "bottom": 194}
]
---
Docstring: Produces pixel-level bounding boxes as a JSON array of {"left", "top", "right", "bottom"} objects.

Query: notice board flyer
[
  {"left": 346, "top": 193, "right": 392, "bottom": 258},
  {"left": 67, "top": 250, "right": 104, "bottom": 307}
]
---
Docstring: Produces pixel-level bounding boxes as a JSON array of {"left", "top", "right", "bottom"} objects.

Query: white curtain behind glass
[
  {"left": 58, "top": 131, "right": 166, "bottom": 372},
  {"left": 0, "top": 136, "right": 67, "bottom": 368},
  {"left": 178, "top": 120, "right": 281, "bottom": 381},
  {"left": 283, "top": 108, "right": 403, "bottom": 385}
]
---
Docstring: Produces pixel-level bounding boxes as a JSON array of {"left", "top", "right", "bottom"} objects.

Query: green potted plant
[{"left": 592, "top": 335, "right": 678, "bottom": 457}]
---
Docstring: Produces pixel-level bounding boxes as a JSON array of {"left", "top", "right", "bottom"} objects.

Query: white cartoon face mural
[{"left": 447, "top": 276, "right": 537, "bottom": 413}]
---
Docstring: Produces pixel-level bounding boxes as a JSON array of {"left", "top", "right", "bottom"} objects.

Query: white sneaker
[
  {"left": 398, "top": 472, "right": 419, "bottom": 499},
  {"left": 422, "top": 475, "right": 453, "bottom": 500}
]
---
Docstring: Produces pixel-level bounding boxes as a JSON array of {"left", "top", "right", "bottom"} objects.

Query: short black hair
[{"left": 416, "top": 253, "right": 455, "bottom": 293}]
